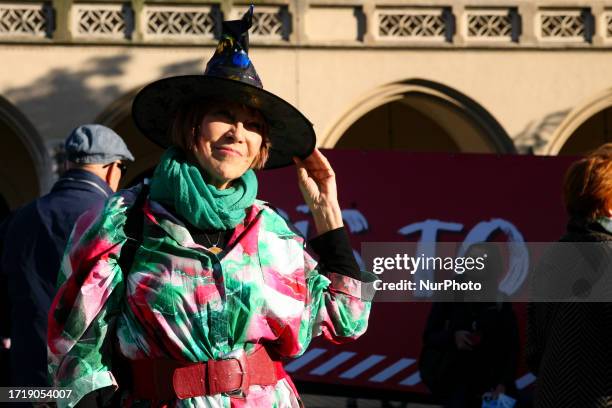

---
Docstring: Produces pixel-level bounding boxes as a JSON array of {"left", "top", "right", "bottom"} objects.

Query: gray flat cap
[{"left": 65, "top": 124, "right": 135, "bottom": 164}]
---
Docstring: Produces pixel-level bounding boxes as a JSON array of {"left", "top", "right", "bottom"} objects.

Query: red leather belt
[{"left": 129, "top": 346, "right": 286, "bottom": 399}]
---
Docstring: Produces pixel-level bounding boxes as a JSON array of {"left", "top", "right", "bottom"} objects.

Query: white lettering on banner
[
  {"left": 341, "top": 209, "right": 369, "bottom": 233},
  {"left": 397, "top": 220, "right": 464, "bottom": 298},
  {"left": 294, "top": 205, "right": 311, "bottom": 237},
  {"left": 457, "top": 219, "right": 529, "bottom": 296},
  {"left": 274, "top": 206, "right": 528, "bottom": 297},
  {"left": 353, "top": 249, "right": 366, "bottom": 271},
  {"left": 292, "top": 205, "right": 370, "bottom": 236},
  {"left": 294, "top": 220, "right": 309, "bottom": 237}
]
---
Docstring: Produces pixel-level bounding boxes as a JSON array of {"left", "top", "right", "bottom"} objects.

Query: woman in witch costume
[{"left": 47, "top": 7, "right": 375, "bottom": 408}]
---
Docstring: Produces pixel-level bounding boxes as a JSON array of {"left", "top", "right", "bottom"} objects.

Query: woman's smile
[{"left": 213, "top": 145, "right": 243, "bottom": 157}]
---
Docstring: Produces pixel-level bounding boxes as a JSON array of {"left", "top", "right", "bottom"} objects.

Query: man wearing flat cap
[{"left": 0, "top": 124, "right": 134, "bottom": 389}]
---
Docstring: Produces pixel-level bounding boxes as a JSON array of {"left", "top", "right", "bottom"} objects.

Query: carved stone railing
[
  {"left": 72, "top": 3, "right": 131, "bottom": 40},
  {"left": 539, "top": 8, "right": 591, "bottom": 42},
  {"left": 142, "top": 5, "right": 217, "bottom": 42},
  {"left": 600, "top": 9, "right": 612, "bottom": 42},
  {"left": 0, "top": 3, "right": 51, "bottom": 38},
  {"left": 464, "top": 8, "right": 519, "bottom": 43},
  {"left": 1, "top": 1, "right": 612, "bottom": 47},
  {"left": 375, "top": 7, "right": 450, "bottom": 42}
]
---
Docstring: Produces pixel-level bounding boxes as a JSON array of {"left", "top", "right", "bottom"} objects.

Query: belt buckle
[{"left": 223, "top": 349, "right": 250, "bottom": 398}]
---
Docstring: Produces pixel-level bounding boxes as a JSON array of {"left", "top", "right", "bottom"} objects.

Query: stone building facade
[{"left": 1, "top": 0, "right": 612, "bottom": 210}]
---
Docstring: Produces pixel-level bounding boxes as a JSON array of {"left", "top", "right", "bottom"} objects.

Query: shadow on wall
[
  {"left": 0, "top": 54, "right": 135, "bottom": 203},
  {"left": 2, "top": 54, "right": 209, "bottom": 200},
  {"left": 161, "top": 58, "right": 202, "bottom": 77},
  {"left": 4, "top": 54, "right": 131, "bottom": 144}
]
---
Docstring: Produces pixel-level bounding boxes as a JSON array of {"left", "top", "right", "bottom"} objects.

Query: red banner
[{"left": 258, "top": 150, "right": 576, "bottom": 398}]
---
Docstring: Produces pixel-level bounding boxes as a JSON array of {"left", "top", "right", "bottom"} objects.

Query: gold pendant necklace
[
  {"left": 208, "top": 245, "right": 223, "bottom": 255},
  {"left": 204, "top": 231, "right": 223, "bottom": 255}
]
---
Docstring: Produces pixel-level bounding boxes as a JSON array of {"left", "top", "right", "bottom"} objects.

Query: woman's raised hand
[{"left": 294, "top": 149, "right": 343, "bottom": 236}]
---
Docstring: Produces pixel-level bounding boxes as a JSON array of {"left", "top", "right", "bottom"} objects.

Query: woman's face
[{"left": 193, "top": 101, "right": 265, "bottom": 189}]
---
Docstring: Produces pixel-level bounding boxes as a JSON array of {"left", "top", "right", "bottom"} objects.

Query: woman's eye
[{"left": 246, "top": 121, "right": 263, "bottom": 132}]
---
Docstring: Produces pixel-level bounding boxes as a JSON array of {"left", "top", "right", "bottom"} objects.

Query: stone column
[
  {"left": 518, "top": 2, "right": 538, "bottom": 46},
  {"left": 362, "top": 2, "right": 376, "bottom": 45},
  {"left": 52, "top": 0, "right": 72, "bottom": 41},
  {"left": 131, "top": 0, "right": 145, "bottom": 42},
  {"left": 452, "top": 3, "right": 466, "bottom": 46},
  {"left": 591, "top": 3, "right": 606, "bottom": 46},
  {"left": 220, "top": 0, "right": 233, "bottom": 19},
  {"left": 292, "top": 0, "right": 309, "bottom": 45}
]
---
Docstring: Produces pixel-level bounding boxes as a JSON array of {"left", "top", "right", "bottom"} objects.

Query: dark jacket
[
  {"left": 526, "top": 218, "right": 612, "bottom": 408},
  {"left": 421, "top": 300, "right": 520, "bottom": 400},
  {"left": 0, "top": 169, "right": 113, "bottom": 386}
]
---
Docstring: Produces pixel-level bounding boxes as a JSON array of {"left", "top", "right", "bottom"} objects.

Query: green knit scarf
[{"left": 149, "top": 147, "right": 258, "bottom": 230}]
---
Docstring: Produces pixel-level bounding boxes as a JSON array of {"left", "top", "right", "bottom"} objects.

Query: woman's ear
[
  {"left": 250, "top": 137, "right": 270, "bottom": 170},
  {"left": 189, "top": 126, "right": 200, "bottom": 152},
  {"left": 251, "top": 144, "right": 269, "bottom": 170}
]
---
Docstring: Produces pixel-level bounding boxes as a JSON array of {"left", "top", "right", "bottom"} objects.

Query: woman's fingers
[
  {"left": 295, "top": 150, "right": 342, "bottom": 234},
  {"left": 293, "top": 156, "right": 304, "bottom": 168},
  {"left": 294, "top": 157, "right": 316, "bottom": 191},
  {"left": 296, "top": 152, "right": 334, "bottom": 181},
  {"left": 294, "top": 149, "right": 338, "bottom": 208},
  {"left": 302, "top": 149, "right": 333, "bottom": 172},
  {"left": 300, "top": 152, "right": 336, "bottom": 184},
  {"left": 313, "top": 148, "right": 332, "bottom": 168},
  {"left": 293, "top": 157, "right": 308, "bottom": 180},
  {"left": 295, "top": 166, "right": 311, "bottom": 187}
]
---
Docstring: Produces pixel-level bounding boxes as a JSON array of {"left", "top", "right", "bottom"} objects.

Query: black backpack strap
[{"left": 118, "top": 183, "right": 149, "bottom": 277}]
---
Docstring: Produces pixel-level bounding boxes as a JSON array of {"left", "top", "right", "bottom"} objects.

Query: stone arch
[
  {"left": 95, "top": 87, "right": 164, "bottom": 187},
  {"left": 546, "top": 87, "right": 612, "bottom": 155},
  {"left": 323, "top": 79, "right": 515, "bottom": 153},
  {"left": 0, "top": 96, "right": 51, "bottom": 209}
]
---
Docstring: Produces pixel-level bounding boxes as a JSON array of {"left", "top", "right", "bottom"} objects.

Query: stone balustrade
[{"left": 0, "top": 0, "right": 611, "bottom": 47}]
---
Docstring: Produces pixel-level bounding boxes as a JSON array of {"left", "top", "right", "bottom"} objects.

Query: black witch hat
[{"left": 132, "top": 6, "right": 315, "bottom": 169}]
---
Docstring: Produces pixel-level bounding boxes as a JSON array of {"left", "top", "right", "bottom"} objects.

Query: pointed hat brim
[{"left": 132, "top": 75, "right": 316, "bottom": 169}]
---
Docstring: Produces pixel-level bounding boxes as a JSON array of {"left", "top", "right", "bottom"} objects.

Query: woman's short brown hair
[
  {"left": 563, "top": 143, "right": 612, "bottom": 219},
  {"left": 170, "top": 100, "right": 271, "bottom": 170}
]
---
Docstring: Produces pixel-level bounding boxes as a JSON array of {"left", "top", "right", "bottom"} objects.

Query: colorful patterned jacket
[{"left": 48, "top": 185, "right": 374, "bottom": 407}]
